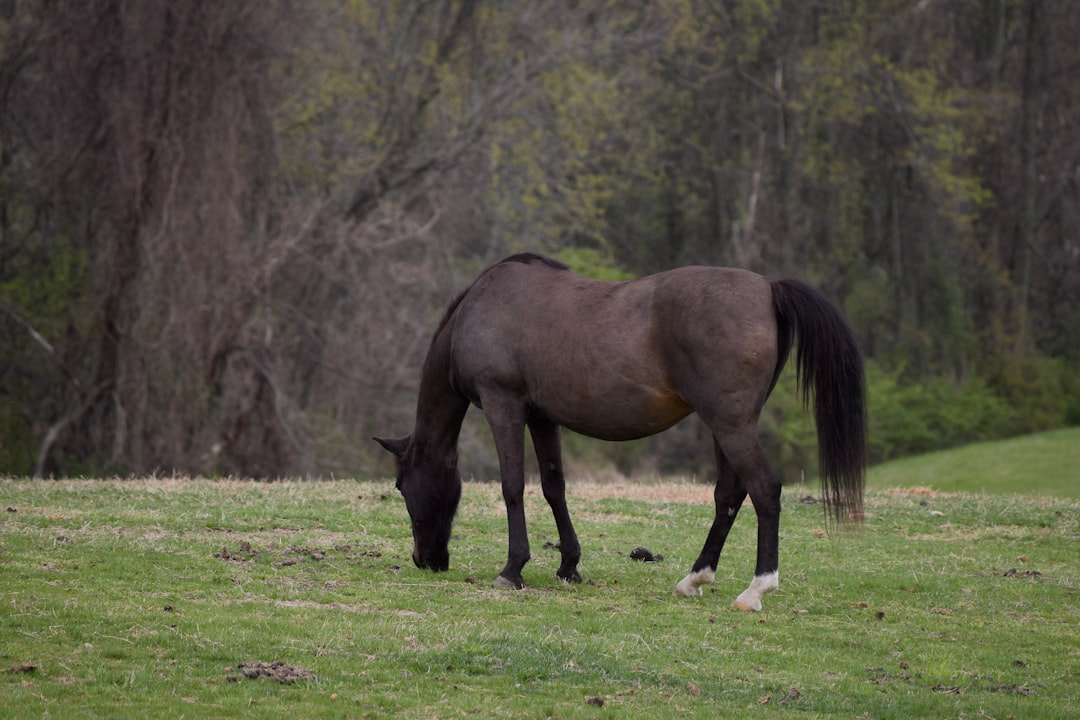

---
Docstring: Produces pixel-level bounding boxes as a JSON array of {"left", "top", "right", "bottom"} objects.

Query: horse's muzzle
[{"left": 413, "top": 549, "right": 449, "bottom": 572}]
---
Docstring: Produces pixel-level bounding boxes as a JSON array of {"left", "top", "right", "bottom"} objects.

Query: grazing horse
[{"left": 375, "top": 253, "right": 866, "bottom": 611}]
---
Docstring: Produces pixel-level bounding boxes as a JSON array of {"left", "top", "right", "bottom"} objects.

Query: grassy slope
[
  {"left": 1, "top": 475, "right": 1077, "bottom": 719},
  {"left": 869, "top": 427, "right": 1080, "bottom": 498}
]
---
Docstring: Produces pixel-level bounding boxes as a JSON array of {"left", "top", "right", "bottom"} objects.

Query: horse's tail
[{"left": 770, "top": 278, "right": 867, "bottom": 523}]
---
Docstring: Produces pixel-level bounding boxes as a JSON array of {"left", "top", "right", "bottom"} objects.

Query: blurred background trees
[{"left": 2, "top": 0, "right": 1077, "bottom": 480}]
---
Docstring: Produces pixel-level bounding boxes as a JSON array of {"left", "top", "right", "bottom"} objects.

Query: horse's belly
[{"left": 539, "top": 389, "right": 693, "bottom": 442}]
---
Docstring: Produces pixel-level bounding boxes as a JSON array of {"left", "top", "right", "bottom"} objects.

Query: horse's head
[{"left": 373, "top": 435, "right": 461, "bottom": 572}]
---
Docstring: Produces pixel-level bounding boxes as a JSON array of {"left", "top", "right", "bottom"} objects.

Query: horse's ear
[{"left": 373, "top": 435, "right": 409, "bottom": 458}]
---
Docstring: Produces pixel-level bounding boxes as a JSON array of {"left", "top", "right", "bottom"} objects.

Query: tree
[{"left": 1, "top": 0, "right": 1076, "bottom": 478}]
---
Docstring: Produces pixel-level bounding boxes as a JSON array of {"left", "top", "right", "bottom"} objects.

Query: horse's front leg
[
  {"left": 528, "top": 417, "right": 582, "bottom": 583},
  {"left": 483, "top": 397, "right": 530, "bottom": 589}
]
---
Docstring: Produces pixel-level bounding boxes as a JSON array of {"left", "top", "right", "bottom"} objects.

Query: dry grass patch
[{"left": 565, "top": 479, "right": 713, "bottom": 504}]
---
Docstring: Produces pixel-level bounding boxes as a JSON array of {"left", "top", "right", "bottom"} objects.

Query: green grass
[
  {"left": 1, "top": 471, "right": 1077, "bottom": 718},
  {"left": 869, "top": 427, "right": 1080, "bottom": 498}
]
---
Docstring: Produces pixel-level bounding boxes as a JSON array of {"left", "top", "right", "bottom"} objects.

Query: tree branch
[{"left": 34, "top": 380, "right": 113, "bottom": 478}]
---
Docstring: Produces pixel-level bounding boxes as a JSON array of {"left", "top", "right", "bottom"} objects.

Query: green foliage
[
  {"left": 485, "top": 28, "right": 657, "bottom": 254},
  {"left": 866, "top": 362, "right": 1020, "bottom": 463},
  {"left": 553, "top": 247, "right": 634, "bottom": 281},
  {"left": 986, "top": 354, "right": 1068, "bottom": 434},
  {"left": 1065, "top": 372, "right": 1080, "bottom": 427}
]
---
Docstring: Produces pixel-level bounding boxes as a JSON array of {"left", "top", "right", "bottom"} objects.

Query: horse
[{"left": 375, "top": 252, "right": 866, "bottom": 611}]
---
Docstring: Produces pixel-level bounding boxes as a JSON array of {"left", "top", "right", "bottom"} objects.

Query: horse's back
[{"left": 454, "top": 257, "right": 774, "bottom": 331}]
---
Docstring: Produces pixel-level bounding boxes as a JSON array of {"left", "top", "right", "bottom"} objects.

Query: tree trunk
[{"left": 1015, "top": 0, "right": 1042, "bottom": 351}]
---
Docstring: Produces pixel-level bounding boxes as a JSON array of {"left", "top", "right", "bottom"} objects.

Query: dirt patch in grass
[
  {"left": 1, "top": 663, "right": 38, "bottom": 675},
  {"left": 228, "top": 660, "right": 316, "bottom": 684}
]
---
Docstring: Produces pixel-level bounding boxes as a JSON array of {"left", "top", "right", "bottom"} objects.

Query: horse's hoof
[
  {"left": 673, "top": 586, "right": 701, "bottom": 598},
  {"left": 733, "top": 572, "right": 776, "bottom": 611},
  {"left": 673, "top": 568, "right": 714, "bottom": 598},
  {"left": 557, "top": 571, "right": 582, "bottom": 584},
  {"left": 493, "top": 575, "right": 523, "bottom": 590},
  {"left": 732, "top": 598, "right": 761, "bottom": 612},
  {"left": 672, "top": 582, "right": 703, "bottom": 598}
]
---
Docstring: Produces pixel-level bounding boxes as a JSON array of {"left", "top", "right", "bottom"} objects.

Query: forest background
[{"left": 1, "top": 0, "right": 1078, "bottom": 481}]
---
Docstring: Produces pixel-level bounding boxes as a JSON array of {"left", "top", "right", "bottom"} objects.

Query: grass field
[{"left": 2, "top": 434, "right": 1078, "bottom": 718}]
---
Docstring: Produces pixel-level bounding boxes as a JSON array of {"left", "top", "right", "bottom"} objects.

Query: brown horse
[{"left": 375, "top": 253, "right": 866, "bottom": 611}]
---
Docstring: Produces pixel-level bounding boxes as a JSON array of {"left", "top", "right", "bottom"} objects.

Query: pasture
[{"left": 2, "top": 463, "right": 1078, "bottom": 718}]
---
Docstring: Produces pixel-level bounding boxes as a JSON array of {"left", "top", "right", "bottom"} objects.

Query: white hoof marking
[
  {"left": 733, "top": 571, "right": 779, "bottom": 612},
  {"left": 673, "top": 568, "right": 715, "bottom": 597}
]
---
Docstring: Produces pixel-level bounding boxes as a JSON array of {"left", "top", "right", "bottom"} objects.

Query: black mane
[{"left": 499, "top": 252, "right": 569, "bottom": 271}]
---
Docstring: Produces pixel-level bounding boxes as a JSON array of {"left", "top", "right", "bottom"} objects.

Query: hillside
[{"left": 869, "top": 427, "right": 1080, "bottom": 498}]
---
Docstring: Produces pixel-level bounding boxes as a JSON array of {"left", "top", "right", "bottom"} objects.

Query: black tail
[{"left": 771, "top": 278, "right": 867, "bottom": 522}]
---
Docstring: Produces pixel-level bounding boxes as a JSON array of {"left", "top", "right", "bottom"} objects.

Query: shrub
[{"left": 863, "top": 361, "right": 1054, "bottom": 464}]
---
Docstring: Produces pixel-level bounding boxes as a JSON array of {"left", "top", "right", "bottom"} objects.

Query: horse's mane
[
  {"left": 499, "top": 252, "right": 569, "bottom": 271},
  {"left": 427, "top": 253, "right": 568, "bottom": 346}
]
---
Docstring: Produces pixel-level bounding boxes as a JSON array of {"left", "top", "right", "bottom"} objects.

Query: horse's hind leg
[
  {"left": 674, "top": 439, "right": 747, "bottom": 597},
  {"left": 528, "top": 417, "right": 582, "bottom": 583},
  {"left": 720, "top": 429, "right": 781, "bottom": 611}
]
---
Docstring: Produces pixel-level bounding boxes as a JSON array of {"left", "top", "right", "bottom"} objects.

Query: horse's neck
[{"left": 411, "top": 325, "right": 468, "bottom": 464}]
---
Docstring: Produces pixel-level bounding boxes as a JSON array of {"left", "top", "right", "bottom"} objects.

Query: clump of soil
[
  {"left": 213, "top": 541, "right": 257, "bottom": 562},
  {"left": 629, "top": 546, "right": 663, "bottom": 562},
  {"left": 228, "top": 660, "right": 316, "bottom": 684},
  {"left": 1, "top": 663, "right": 37, "bottom": 675}
]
